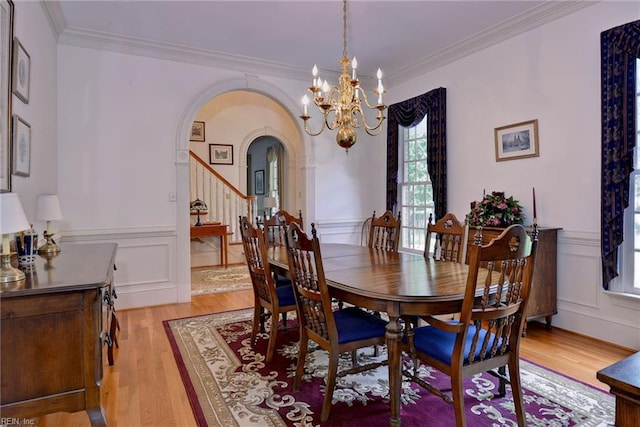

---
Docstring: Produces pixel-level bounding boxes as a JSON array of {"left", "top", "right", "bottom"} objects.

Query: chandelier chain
[{"left": 343, "top": 0, "right": 348, "bottom": 59}]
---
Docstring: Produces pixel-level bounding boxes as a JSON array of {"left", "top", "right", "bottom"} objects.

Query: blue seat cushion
[
  {"left": 275, "top": 284, "right": 296, "bottom": 307},
  {"left": 411, "top": 323, "right": 503, "bottom": 365},
  {"left": 275, "top": 274, "right": 291, "bottom": 287},
  {"left": 334, "top": 307, "right": 388, "bottom": 344}
]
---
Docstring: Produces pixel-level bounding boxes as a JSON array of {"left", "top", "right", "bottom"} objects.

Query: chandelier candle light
[{"left": 300, "top": 0, "right": 387, "bottom": 153}]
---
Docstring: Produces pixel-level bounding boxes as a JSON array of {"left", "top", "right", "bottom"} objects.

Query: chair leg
[
  {"left": 450, "top": 371, "right": 467, "bottom": 427},
  {"left": 321, "top": 350, "right": 340, "bottom": 422},
  {"left": 508, "top": 359, "right": 527, "bottom": 426},
  {"left": 497, "top": 365, "right": 507, "bottom": 397},
  {"left": 251, "top": 304, "right": 261, "bottom": 345},
  {"left": 266, "top": 309, "right": 278, "bottom": 363},
  {"left": 294, "top": 333, "right": 308, "bottom": 391},
  {"left": 281, "top": 312, "right": 287, "bottom": 329}
]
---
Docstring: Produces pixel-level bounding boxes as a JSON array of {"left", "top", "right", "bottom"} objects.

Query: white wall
[
  {"left": 10, "top": 2, "right": 58, "bottom": 228},
  {"left": 15, "top": 1, "right": 639, "bottom": 349},
  {"left": 390, "top": 1, "right": 640, "bottom": 349}
]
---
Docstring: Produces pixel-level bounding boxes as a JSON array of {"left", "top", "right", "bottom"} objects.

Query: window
[
  {"left": 620, "top": 58, "right": 640, "bottom": 295},
  {"left": 398, "top": 117, "right": 434, "bottom": 254}
]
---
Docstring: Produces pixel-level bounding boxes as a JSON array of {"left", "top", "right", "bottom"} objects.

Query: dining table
[{"left": 267, "top": 242, "right": 483, "bottom": 427}]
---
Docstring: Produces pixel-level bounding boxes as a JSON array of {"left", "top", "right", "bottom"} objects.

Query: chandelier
[{"left": 299, "top": 0, "right": 386, "bottom": 153}]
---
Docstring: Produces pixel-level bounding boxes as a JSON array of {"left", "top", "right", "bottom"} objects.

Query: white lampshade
[
  {"left": 35, "top": 194, "right": 63, "bottom": 221},
  {"left": 0, "top": 193, "right": 30, "bottom": 235},
  {"left": 263, "top": 197, "right": 277, "bottom": 209}
]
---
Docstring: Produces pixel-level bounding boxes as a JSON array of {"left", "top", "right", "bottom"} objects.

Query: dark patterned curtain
[
  {"left": 601, "top": 20, "right": 640, "bottom": 289},
  {"left": 386, "top": 88, "right": 447, "bottom": 220}
]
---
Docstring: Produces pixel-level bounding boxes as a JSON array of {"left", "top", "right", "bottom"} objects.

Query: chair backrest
[
  {"left": 368, "top": 210, "right": 401, "bottom": 252},
  {"left": 238, "top": 216, "right": 277, "bottom": 304},
  {"left": 459, "top": 224, "right": 538, "bottom": 365},
  {"left": 284, "top": 222, "right": 337, "bottom": 345},
  {"left": 261, "top": 209, "right": 304, "bottom": 247},
  {"left": 424, "top": 212, "right": 468, "bottom": 262}
]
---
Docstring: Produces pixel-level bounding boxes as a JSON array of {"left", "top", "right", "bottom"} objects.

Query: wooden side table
[
  {"left": 597, "top": 352, "right": 640, "bottom": 427},
  {"left": 190, "top": 223, "right": 230, "bottom": 267}
]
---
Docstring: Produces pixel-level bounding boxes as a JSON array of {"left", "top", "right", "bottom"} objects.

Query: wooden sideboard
[
  {"left": 0, "top": 243, "right": 118, "bottom": 426},
  {"left": 467, "top": 226, "right": 560, "bottom": 335}
]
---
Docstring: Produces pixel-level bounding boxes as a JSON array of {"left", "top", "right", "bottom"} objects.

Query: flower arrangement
[{"left": 468, "top": 191, "right": 525, "bottom": 227}]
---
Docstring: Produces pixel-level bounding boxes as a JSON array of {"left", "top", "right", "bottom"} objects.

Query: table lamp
[
  {"left": 263, "top": 196, "right": 277, "bottom": 218},
  {"left": 1, "top": 193, "right": 31, "bottom": 283},
  {"left": 190, "top": 198, "right": 208, "bottom": 226},
  {"left": 36, "top": 194, "right": 63, "bottom": 254}
]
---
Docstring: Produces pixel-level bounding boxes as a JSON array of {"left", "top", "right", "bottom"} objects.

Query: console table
[
  {"left": 190, "top": 223, "right": 230, "bottom": 267},
  {"left": 0, "top": 243, "right": 118, "bottom": 426},
  {"left": 597, "top": 352, "right": 640, "bottom": 427},
  {"left": 467, "top": 226, "right": 560, "bottom": 335}
]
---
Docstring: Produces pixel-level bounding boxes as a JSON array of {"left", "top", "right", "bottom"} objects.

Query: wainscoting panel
[{"left": 61, "top": 226, "right": 178, "bottom": 309}]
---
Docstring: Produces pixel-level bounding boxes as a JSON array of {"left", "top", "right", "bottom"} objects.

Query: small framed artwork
[
  {"left": 494, "top": 119, "right": 539, "bottom": 162},
  {"left": 190, "top": 121, "right": 205, "bottom": 142},
  {"left": 254, "top": 169, "right": 265, "bottom": 195},
  {"left": 209, "top": 143, "right": 233, "bottom": 165},
  {"left": 12, "top": 37, "right": 30, "bottom": 104},
  {"left": 12, "top": 114, "right": 30, "bottom": 177}
]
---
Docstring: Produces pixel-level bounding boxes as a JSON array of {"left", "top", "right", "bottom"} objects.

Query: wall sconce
[
  {"left": 36, "top": 194, "right": 63, "bottom": 255},
  {"left": 0, "top": 193, "right": 31, "bottom": 284}
]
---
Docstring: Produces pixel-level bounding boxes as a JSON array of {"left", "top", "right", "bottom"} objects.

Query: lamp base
[
  {"left": 38, "top": 232, "right": 60, "bottom": 255},
  {"left": 0, "top": 253, "right": 25, "bottom": 284}
]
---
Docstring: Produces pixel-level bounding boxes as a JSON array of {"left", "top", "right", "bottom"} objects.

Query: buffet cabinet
[
  {"left": 467, "top": 226, "right": 559, "bottom": 335},
  {"left": 1, "top": 243, "right": 118, "bottom": 426}
]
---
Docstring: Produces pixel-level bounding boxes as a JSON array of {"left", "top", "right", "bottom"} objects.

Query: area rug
[
  {"left": 191, "top": 264, "right": 252, "bottom": 295},
  {"left": 164, "top": 309, "right": 615, "bottom": 427}
]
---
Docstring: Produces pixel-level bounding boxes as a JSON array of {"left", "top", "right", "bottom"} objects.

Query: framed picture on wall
[
  {"left": 12, "top": 36, "right": 29, "bottom": 103},
  {"left": 255, "top": 169, "right": 265, "bottom": 195},
  {"left": 209, "top": 143, "right": 233, "bottom": 165},
  {"left": 494, "top": 119, "right": 539, "bottom": 161},
  {"left": 12, "top": 114, "right": 30, "bottom": 177},
  {"left": 190, "top": 121, "right": 205, "bottom": 141},
  {"left": 0, "top": 0, "right": 14, "bottom": 192}
]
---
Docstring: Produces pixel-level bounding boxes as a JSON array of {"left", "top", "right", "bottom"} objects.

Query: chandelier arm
[
  {"left": 358, "top": 88, "right": 382, "bottom": 110},
  {"left": 351, "top": 107, "right": 386, "bottom": 133},
  {"left": 302, "top": 118, "right": 328, "bottom": 137}
]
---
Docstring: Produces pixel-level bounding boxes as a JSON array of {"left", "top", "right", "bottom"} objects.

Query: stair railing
[{"left": 189, "top": 151, "right": 256, "bottom": 242}]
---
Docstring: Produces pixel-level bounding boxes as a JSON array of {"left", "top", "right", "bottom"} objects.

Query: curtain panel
[
  {"left": 386, "top": 87, "right": 447, "bottom": 220},
  {"left": 600, "top": 20, "right": 640, "bottom": 289}
]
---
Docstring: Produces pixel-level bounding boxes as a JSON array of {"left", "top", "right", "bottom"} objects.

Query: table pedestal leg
[{"left": 386, "top": 313, "right": 403, "bottom": 427}]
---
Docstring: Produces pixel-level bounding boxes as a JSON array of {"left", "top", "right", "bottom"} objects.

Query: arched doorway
[
  {"left": 176, "top": 78, "right": 315, "bottom": 302},
  {"left": 247, "top": 136, "right": 287, "bottom": 220}
]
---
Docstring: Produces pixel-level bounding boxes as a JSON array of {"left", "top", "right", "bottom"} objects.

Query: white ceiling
[{"left": 47, "top": 1, "right": 595, "bottom": 84}]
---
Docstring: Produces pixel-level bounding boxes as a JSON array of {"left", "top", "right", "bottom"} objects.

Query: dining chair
[
  {"left": 424, "top": 212, "right": 468, "bottom": 263},
  {"left": 238, "top": 216, "right": 297, "bottom": 363},
  {"left": 368, "top": 210, "right": 401, "bottom": 252},
  {"left": 404, "top": 224, "right": 538, "bottom": 427},
  {"left": 261, "top": 209, "right": 304, "bottom": 248},
  {"left": 285, "top": 222, "right": 388, "bottom": 422}
]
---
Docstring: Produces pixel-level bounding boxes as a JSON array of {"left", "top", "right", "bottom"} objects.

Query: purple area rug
[{"left": 164, "top": 309, "right": 614, "bottom": 427}]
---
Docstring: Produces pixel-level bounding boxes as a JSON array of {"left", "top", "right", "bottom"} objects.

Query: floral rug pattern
[
  {"left": 191, "top": 264, "right": 252, "bottom": 295},
  {"left": 164, "top": 309, "right": 615, "bottom": 427}
]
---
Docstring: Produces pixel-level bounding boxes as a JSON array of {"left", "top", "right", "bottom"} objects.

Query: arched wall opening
[{"left": 175, "top": 77, "right": 315, "bottom": 302}]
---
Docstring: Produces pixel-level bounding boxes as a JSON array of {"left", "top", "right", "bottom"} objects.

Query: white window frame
[
  {"left": 618, "top": 58, "right": 640, "bottom": 296},
  {"left": 398, "top": 117, "right": 434, "bottom": 255}
]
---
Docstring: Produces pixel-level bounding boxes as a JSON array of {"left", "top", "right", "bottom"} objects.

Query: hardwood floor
[{"left": 37, "top": 291, "right": 634, "bottom": 427}]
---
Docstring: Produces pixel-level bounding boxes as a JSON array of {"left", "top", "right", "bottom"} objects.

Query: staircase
[{"left": 190, "top": 151, "right": 256, "bottom": 243}]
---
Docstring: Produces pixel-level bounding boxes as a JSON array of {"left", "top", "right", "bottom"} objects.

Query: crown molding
[
  {"left": 386, "top": 1, "right": 597, "bottom": 86},
  {"left": 42, "top": 0, "right": 597, "bottom": 86}
]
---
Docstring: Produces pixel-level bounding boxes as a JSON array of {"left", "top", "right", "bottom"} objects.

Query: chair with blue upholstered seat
[
  {"left": 404, "top": 224, "right": 538, "bottom": 427},
  {"left": 285, "top": 222, "right": 388, "bottom": 422},
  {"left": 424, "top": 212, "right": 468, "bottom": 263},
  {"left": 238, "top": 216, "right": 297, "bottom": 363}
]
